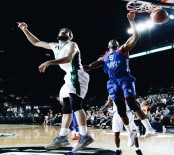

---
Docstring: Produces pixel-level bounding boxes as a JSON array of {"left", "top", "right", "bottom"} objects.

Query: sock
[
  {"left": 124, "top": 125, "right": 132, "bottom": 135},
  {"left": 76, "top": 131, "right": 79, "bottom": 136},
  {"left": 135, "top": 147, "right": 139, "bottom": 150},
  {"left": 141, "top": 119, "right": 152, "bottom": 130},
  {"left": 79, "top": 125, "right": 87, "bottom": 136},
  {"left": 59, "top": 128, "right": 68, "bottom": 136}
]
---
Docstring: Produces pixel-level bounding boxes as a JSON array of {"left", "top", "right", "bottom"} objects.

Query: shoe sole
[
  {"left": 72, "top": 138, "right": 94, "bottom": 152},
  {"left": 144, "top": 133, "right": 157, "bottom": 138},
  {"left": 45, "top": 142, "right": 70, "bottom": 150}
]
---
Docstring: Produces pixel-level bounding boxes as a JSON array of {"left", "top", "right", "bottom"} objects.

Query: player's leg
[
  {"left": 127, "top": 111, "right": 143, "bottom": 155},
  {"left": 70, "top": 93, "right": 94, "bottom": 152},
  {"left": 112, "top": 112, "right": 123, "bottom": 155},
  {"left": 109, "top": 79, "right": 136, "bottom": 147},
  {"left": 122, "top": 77, "right": 157, "bottom": 137},
  {"left": 127, "top": 97, "right": 157, "bottom": 137},
  {"left": 108, "top": 80, "right": 132, "bottom": 134},
  {"left": 45, "top": 97, "right": 72, "bottom": 150},
  {"left": 72, "top": 113, "right": 79, "bottom": 140}
]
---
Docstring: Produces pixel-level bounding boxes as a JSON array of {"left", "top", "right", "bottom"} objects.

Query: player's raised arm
[
  {"left": 119, "top": 12, "right": 139, "bottom": 55},
  {"left": 17, "top": 22, "right": 52, "bottom": 50}
]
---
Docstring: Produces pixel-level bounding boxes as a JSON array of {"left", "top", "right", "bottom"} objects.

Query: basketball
[{"left": 150, "top": 9, "right": 169, "bottom": 24}]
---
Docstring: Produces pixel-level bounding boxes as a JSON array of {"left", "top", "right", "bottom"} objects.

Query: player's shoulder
[{"left": 69, "top": 41, "right": 78, "bottom": 46}]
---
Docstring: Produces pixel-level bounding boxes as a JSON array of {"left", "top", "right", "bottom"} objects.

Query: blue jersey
[
  {"left": 102, "top": 49, "right": 136, "bottom": 100},
  {"left": 103, "top": 49, "right": 130, "bottom": 78}
]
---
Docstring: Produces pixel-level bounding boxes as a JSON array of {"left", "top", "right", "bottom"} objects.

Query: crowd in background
[{"left": 0, "top": 77, "right": 174, "bottom": 134}]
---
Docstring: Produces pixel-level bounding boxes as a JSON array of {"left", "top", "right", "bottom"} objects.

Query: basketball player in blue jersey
[
  {"left": 17, "top": 22, "right": 94, "bottom": 152},
  {"left": 69, "top": 112, "right": 80, "bottom": 140},
  {"left": 84, "top": 12, "right": 157, "bottom": 144}
]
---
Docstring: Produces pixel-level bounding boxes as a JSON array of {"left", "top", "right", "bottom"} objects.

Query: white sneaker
[
  {"left": 144, "top": 128, "right": 157, "bottom": 138},
  {"left": 127, "top": 131, "right": 137, "bottom": 147}
]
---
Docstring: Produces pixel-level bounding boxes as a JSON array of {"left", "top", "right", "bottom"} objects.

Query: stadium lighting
[
  {"left": 127, "top": 28, "right": 133, "bottom": 34},
  {"left": 127, "top": 20, "right": 154, "bottom": 34},
  {"left": 169, "top": 15, "right": 174, "bottom": 19},
  {"left": 130, "top": 44, "right": 173, "bottom": 59},
  {"left": 145, "top": 20, "right": 154, "bottom": 28},
  {"left": 136, "top": 23, "right": 146, "bottom": 32}
]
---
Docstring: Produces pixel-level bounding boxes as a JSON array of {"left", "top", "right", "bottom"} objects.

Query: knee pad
[
  {"left": 62, "top": 97, "right": 72, "bottom": 114},
  {"left": 126, "top": 97, "right": 140, "bottom": 112},
  {"left": 69, "top": 93, "right": 82, "bottom": 112},
  {"left": 114, "top": 100, "right": 127, "bottom": 117}
]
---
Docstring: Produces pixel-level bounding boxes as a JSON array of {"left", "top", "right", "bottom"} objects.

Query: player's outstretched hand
[{"left": 17, "top": 22, "right": 28, "bottom": 31}]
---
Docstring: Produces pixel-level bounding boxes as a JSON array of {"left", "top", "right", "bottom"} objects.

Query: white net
[{"left": 126, "top": 1, "right": 161, "bottom": 13}]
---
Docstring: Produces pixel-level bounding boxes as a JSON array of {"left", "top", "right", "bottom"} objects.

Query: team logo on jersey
[{"left": 107, "top": 60, "right": 121, "bottom": 68}]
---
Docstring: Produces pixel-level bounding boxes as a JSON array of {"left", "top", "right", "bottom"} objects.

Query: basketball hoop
[{"left": 126, "top": 1, "right": 162, "bottom": 13}]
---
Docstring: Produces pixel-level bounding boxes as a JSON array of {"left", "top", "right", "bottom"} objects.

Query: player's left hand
[{"left": 38, "top": 61, "right": 50, "bottom": 73}]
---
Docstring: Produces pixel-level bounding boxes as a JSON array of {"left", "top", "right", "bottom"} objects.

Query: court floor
[{"left": 0, "top": 124, "right": 174, "bottom": 155}]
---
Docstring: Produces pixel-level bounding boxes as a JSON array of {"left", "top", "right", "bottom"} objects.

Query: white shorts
[
  {"left": 59, "top": 70, "right": 89, "bottom": 102},
  {"left": 112, "top": 110, "right": 137, "bottom": 132}
]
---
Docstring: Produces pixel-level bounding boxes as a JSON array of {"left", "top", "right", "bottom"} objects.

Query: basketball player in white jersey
[
  {"left": 100, "top": 96, "right": 143, "bottom": 155},
  {"left": 17, "top": 23, "right": 94, "bottom": 152}
]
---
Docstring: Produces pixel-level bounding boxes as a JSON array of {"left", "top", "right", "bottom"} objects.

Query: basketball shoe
[
  {"left": 115, "top": 149, "right": 122, "bottom": 155},
  {"left": 136, "top": 149, "right": 143, "bottom": 155},
  {"left": 45, "top": 135, "right": 70, "bottom": 150},
  {"left": 127, "top": 131, "right": 137, "bottom": 147},
  {"left": 144, "top": 128, "right": 157, "bottom": 138},
  {"left": 72, "top": 133, "right": 94, "bottom": 152}
]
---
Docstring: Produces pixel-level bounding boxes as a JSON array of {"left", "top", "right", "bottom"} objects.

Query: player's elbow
[
  {"left": 66, "top": 56, "right": 72, "bottom": 63},
  {"left": 33, "top": 41, "right": 39, "bottom": 47},
  {"left": 132, "top": 33, "right": 139, "bottom": 42}
]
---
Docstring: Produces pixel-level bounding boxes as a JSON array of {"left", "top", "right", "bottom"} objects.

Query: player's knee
[
  {"left": 69, "top": 93, "right": 83, "bottom": 112},
  {"left": 126, "top": 97, "right": 140, "bottom": 112},
  {"left": 118, "top": 110, "right": 127, "bottom": 117},
  {"left": 115, "top": 100, "right": 127, "bottom": 117},
  {"left": 62, "top": 97, "right": 72, "bottom": 114},
  {"left": 72, "top": 103, "right": 82, "bottom": 112}
]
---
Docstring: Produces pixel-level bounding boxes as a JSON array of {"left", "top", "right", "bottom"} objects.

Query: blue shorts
[{"left": 107, "top": 76, "right": 136, "bottom": 101}]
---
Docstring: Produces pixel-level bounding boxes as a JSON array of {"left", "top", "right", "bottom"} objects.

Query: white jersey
[
  {"left": 112, "top": 101, "right": 138, "bottom": 132},
  {"left": 49, "top": 42, "right": 89, "bottom": 99}
]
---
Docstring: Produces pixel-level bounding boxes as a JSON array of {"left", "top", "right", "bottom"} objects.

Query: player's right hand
[{"left": 17, "top": 22, "right": 28, "bottom": 30}]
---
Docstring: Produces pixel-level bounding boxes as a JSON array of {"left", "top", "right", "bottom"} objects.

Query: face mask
[{"left": 57, "top": 36, "right": 69, "bottom": 41}]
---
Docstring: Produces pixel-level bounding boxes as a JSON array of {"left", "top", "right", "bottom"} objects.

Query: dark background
[{"left": 0, "top": 0, "right": 174, "bottom": 104}]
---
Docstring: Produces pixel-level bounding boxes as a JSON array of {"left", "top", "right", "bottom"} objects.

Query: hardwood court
[{"left": 0, "top": 124, "right": 174, "bottom": 155}]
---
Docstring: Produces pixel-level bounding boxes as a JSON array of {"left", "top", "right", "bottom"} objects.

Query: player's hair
[{"left": 109, "top": 39, "right": 119, "bottom": 47}]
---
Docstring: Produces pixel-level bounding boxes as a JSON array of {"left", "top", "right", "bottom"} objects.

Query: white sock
[
  {"left": 59, "top": 128, "right": 68, "bottom": 136},
  {"left": 79, "top": 126, "right": 87, "bottom": 136},
  {"left": 141, "top": 119, "right": 152, "bottom": 130},
  {"left": 124, "top": 125, "right": 132, "bottom": 135},
  {"left": 76, "top": 131, "right": 79, "bottom": 136}
]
